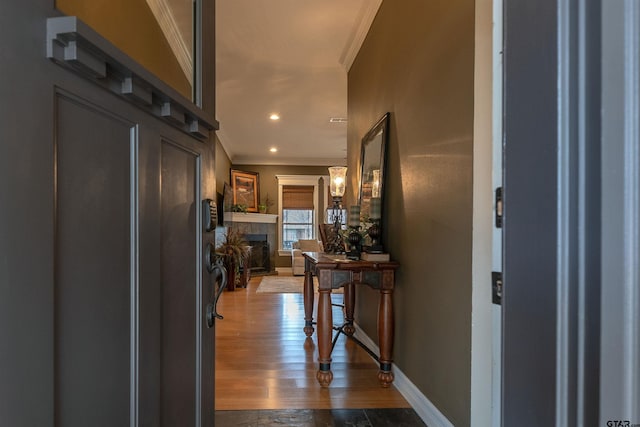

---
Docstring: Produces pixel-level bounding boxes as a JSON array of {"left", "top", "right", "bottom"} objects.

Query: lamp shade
[{"left": 328, "top": 166, "right": 347, "bottom": 197}]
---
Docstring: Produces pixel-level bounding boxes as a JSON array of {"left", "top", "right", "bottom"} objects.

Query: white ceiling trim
[
  {"left": 233, "top": 155, "right": 347, "bottom": 167},
  {"left": 145, "top": 0, "right": 193, "bottom": 85},
  {"left": 339, "top": 0, "right": 383, "bottom": 71}
]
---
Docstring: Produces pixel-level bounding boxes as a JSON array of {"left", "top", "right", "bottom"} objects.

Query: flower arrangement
[{"left": 340, "top": 215, "right": 374, "bottom": 259}]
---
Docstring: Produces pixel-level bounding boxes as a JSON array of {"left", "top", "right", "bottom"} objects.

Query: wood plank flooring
[{"left": 214, "top": 273, "right": 410, "bottom": 410}]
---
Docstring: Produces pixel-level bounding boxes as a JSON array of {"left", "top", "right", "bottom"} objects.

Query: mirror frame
[{"left": 358, "top": 112, "right": 390, "bottom": 224}]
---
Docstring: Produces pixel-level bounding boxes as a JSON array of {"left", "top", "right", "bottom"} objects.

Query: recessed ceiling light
[
  {"left": 329, "top": 117, "right": 348, "bottom": 123},
  {"left": 270, "top": 147, "right": 278, "bottom": 153},
  {"left": 270, "top": 114, "right": 280, "bottom": 121}
]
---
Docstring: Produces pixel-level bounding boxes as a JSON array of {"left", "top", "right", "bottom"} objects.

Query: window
[
  {"left": 282, "top": 185, "right": 314, "bottom": 250},
  {"left": 276, "top": 175, "right": 323, "bottom": 256}
]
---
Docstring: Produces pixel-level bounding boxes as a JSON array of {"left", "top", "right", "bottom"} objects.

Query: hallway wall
[
  {"left": 215, "top": 135, "right": 232, "bottom": 196},
  {"left": 348, "top": 0, "right": 475, "bottom": 424}
]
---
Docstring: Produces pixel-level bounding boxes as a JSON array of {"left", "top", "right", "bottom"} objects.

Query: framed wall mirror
[{"left": 358, "top": 113, "right": 390, "bottom": 223}]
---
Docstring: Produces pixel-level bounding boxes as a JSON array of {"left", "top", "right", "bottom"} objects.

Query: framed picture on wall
[{"left": 230, "top": 169, "right": 260, "bottom": 212}]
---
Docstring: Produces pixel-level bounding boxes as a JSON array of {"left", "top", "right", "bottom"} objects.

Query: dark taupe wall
[
  {"left": 57, "top": 0, "right": 192, "bottom": 99},
  {"left": 215, "top": 136, "right": 232, "bottom": 195},
  {"left": 348, "top": 0, "right": 474, "bottom": 425},
  {"left": 231, "top": 164, "right": 329, "bottom": 267}
]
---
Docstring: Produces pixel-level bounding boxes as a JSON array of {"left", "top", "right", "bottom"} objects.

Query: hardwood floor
[{"left": 214, "top": 273, "right": 411, "bottom": 410}]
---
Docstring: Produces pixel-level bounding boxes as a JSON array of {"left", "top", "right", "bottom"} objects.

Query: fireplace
[
  {"left": 218, "top": 212, "right": 278, "bottom": 275},
  {"left": 244, "top": 234, "right": 270, "bottom": 273}
]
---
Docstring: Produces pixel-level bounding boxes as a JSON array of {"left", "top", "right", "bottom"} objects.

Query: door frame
[
  {"left": 470, "top": 0, "right": 501, "bottom": 425},
  {"left": 600, "top": 0, "right": 640, "bottom": 423},
  {"left": 502, "top": 0, "right": 639, "bottom": 425}
]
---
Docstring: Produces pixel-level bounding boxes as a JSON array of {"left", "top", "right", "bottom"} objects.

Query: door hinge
[{"left": 492, "top": 272, "right": 503, "bottom": 305}]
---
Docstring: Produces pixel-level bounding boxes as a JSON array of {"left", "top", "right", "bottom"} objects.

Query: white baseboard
[{"left": 353, "top": 326, "right": 455, "bottom": 427}]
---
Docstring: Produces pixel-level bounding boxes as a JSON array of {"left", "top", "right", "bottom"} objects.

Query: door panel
[
  {"left": 55, "top": 92, "right": 135, "bottom": 426},
  {"left": 51, "top": 89, "right": 214, "bottom": 426},
  {"left": 160, "top": 141, "right": 200, "bottom": 426},
  {"left": 503, "top": 1, "right": 558, "bottom": 425}
]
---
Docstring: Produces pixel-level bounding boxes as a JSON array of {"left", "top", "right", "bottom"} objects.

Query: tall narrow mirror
[
  {"left": 56, "top": 0, "right": 195, "bottom": 100},
  {"left": 358, "top": 113, "right": 390, "bottom": 222}
]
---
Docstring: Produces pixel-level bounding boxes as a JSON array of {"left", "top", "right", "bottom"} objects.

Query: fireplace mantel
[{"left": 228, "top": 212, "right": 278, "bottom": 224}]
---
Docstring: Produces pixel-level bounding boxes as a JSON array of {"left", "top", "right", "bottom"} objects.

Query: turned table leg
[
  {"left": 377, "top": 288, "right": 395, "bottom": 387},
  {"left": 316, "top": 288, "right": 333, "bottom": 387},
  {"left": 343, "top": 282, "right": 356, "bottom": 336},
  {"left": 303, "top": 269, "right": 315, "bottom": 336}
]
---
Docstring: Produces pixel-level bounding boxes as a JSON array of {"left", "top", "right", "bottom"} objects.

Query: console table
[{"left": 302, "top": 252, "right": 399, "bottom": 388}]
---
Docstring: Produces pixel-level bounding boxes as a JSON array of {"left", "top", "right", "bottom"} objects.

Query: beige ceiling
[{"left": 215, "top": 0, "right": 382, "bottom": 166}]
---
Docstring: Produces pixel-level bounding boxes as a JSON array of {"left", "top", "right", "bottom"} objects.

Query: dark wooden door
[
  {"left": 0, "top": 2, "right": 217, "bottom": 425},
  {"left": 54, "top": 88, "right": 216, "bottom": 427}
]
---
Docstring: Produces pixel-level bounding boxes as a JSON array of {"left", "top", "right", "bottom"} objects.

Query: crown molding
[
  {"left": 339, "top": 0, "right": 383, "bottom": 72},
  {"left": 233, "top": 155, "right": 347, "bottom": 167}
]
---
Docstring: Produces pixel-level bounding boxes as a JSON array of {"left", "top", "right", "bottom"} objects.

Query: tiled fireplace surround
[{"left": 215, "top": 213, "right": 278, "bottom": 274}]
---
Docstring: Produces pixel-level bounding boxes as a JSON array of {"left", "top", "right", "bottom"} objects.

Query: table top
[{"left": 302, "top": 252, "right": 399, "bottom": 270}]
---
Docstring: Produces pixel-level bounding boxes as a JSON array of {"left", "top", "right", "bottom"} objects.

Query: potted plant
[
  {"left": 258, "top": 193, "right": 274, "bottom": 214},
  {"left": 216, "top": 228, "right": 250, "bottom": 291}
]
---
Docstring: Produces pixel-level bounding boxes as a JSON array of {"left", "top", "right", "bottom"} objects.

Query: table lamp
[{"left": 325, "top": 166, "right": 347, "bottom": 254}]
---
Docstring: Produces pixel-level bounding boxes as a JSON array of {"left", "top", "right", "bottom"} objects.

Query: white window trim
[
  {"left": 321, "top": 175, "right": 330, "bottom": 223},
  {"left": 276, "top": 175, "right": 323, "bottom": 256}
]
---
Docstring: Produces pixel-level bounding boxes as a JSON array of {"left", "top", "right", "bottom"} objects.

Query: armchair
[{"left": 291, "top": 239, "right": 323, "bottom": 275}]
